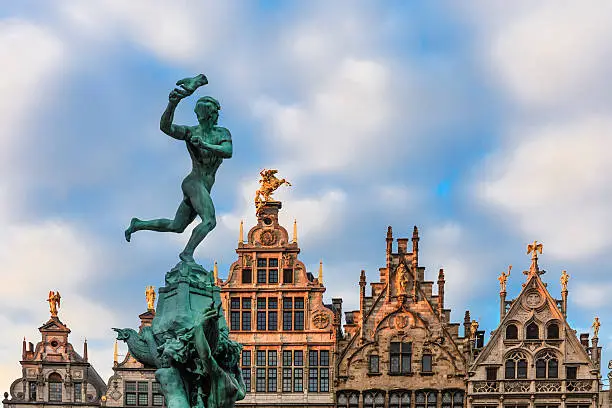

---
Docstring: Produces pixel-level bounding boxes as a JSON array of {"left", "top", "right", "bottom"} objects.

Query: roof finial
[
  {"left": 592, "top": 317, "right": 601, "bottom": 338},
  {"left": 213, "top": 261, "right": 219, "bottom": 283},
  {"left": 113, "top": 340, "right": 118, "bottom": 366},
  {"left": 293, "top": 219, "right": 298, "bottom": 244},
  {"left": 560, "top": 270, "right": 569, "bottom": 291},
  {"left": 526, "top": 240, "right": 543, "bottom": 276},
  {"left": 239, "top": 220, "right": 244, "bottom": 244},
  {"left": 318, "top": 260, "right": 323, "bottom": 284},
  {"left": 499, "top": 265, "right": 512, "bottom": 293}
]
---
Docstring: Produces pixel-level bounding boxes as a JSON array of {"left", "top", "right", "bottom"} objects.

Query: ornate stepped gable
[
  {"left": 335, "top": 226, "right": 469, "bottom": 408},
  {"left": 218, "top": 200, "right": 337, "bottom": 408},
  {"left": 467, "top": 242, "right": 601, "bottom": 408}
]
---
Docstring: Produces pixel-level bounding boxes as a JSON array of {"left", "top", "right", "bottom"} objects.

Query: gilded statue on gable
[{"left": 254, "top": 169, "right": 291, "bottom": 213}]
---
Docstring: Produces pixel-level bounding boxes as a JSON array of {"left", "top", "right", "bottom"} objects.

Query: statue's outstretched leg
[
  {"left": 125, "top": 200, "right": 196, "bottom": 242},
  {"left": 179, "top": 189, "right": 216, "bottom": 263}
]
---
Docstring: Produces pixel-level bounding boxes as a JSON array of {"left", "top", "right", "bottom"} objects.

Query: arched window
[
  {"left": 535, "top": 351, "right": 558, "bottom": 378},
  {"left": 337, "top": 391, "right": 359, "bottom": 408},
  {"left": 442, "top": 391, "right": 464, "bottom": 408},
  {"left": 415, "top": 391, "right": 437, "bottom": 408},
  {"left": 48, "top": 373, "right": 62, "bottom": 402},
  {"left": 526, "top": 322, "right": 539, "bottom": 339},
  {"left": 363, "top": 391, "right": 385, "bottom": 408},
  {"left": 389, "top": 391, "right": 410, "bottom": 408},
  {"left": 506, "top": 324, "right": 518, "bottom": 339},
  {"left": 547, "top": 324, "right": 559, "bottom": 339},
  {"left": 505, "top": 351, "right": 528, "bottom": 379}
]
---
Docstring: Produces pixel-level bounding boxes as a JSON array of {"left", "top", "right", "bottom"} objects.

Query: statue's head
[
  {"left": 194, "top": 96, "right": 220, "bottom": 126},
  {"left": 112, "top": 328, "right": 133, "bottom": 341}
]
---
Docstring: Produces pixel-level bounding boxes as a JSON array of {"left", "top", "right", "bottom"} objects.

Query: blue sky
[{"left": 2, "top": 0, "right": 612, "bottom": 391}]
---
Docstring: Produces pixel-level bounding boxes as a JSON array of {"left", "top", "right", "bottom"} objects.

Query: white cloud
[
  {"left": 460, "top": 1, "right": 612, "bottom": 110},
  {"left": 477, "top": 116, "right": 612, "bottom": 259},
  {"left": 571, "top": 282, "right": 612, "bottom": 310},
  {"left": 0, "top": 20, "right": 65, "bottom": 167}
]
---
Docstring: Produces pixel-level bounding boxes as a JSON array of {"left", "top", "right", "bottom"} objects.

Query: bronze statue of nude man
[{"left": 125, "top": 74, "right": 232, "bottom": 263}]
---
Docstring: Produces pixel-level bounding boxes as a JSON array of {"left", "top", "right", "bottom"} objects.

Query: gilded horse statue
[{"left": 254, "top": 169, "right": 291, "bottom": 212}]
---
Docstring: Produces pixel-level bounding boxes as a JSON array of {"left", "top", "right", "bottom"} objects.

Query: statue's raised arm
[{"left": 160, "top": 74, "right": 208, "bottom": 140}]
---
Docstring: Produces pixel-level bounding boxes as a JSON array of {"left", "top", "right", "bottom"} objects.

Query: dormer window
[
  {"left": 547, "top": 323, "right": 559, "bottom": 339},
  {"left": 506, "top": 324, "right": 518, "bottom": 339},
  {"left": 526, "top": 322, "right": 539, "bottom": 339}
]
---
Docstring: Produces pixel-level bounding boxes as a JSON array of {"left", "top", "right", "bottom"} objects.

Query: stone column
[{"left": 500, "top": 291, "right": 506, "bottom": 321}]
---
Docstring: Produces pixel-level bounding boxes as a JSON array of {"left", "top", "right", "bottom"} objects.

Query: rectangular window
[
  {"left": 242, "top": 311, "right": 251, "bottom": 331},
  {"left": 401, "top": 342, "right": 412, "bottom": 374},
  {"left": 294, "top": 297, "right": 304, "bottom": 309},
  {"left": 257, "top": 298, "right": 266, "bottom": 309},
  {"left": 283, "top": 368, "right": 292, "bottom": 392},
  {"left": 268, "top": 368, "right": 277, "bottom": 392},
  {"left": 230, "top": 297, "right": 240, "bottom": 309},
  {"left": 566, "top": 366, "right": 577, "bottom": 380},
  {"left": 320, "top": 368, "right": 329, "bottom": 392},
  {"left": 268, "top": 350, "right": 277, "bottom": 366},
  {"left": 230, "top": 312, "right": 240, "bottom": 331},
  {"left": 268, "top": 298, "right": 278, "bottom": 309},
  {"left": 308, "top": 368, "right": 318, "bottom": 392},
  {"left": 369, "top": 355, "right": 380, "bottom": 374},
  {"left": 126, "top": 393, "right": 137, "bottom": 406},
  {"left": 422, "top": 354, "right": 432, "bottom": 372},
  {"left": 268, "top": 311, "right": 278, "bottom": 331},
  {"left": 137, "top": 382, "right": 148, "bottom": 406},
  {"left": 242, "top": 368, "right": 251, "bottom": 393},
  {"left": 486, "top": 367, "right": 498, "bottom": 381},
  {"left": 242, "top": 269, "right": 252, "bottom": 283},
  {"left": 269, "top": 268, "right": 278, "bottom": 283},
  {"left": 125, "top": 382, "right": 137, "bottom": 392},
  {"left": 242, "top": 298, "right": 251, "bottom": 310},
  {"left": 283, "top": 351, "right": 292, "bottom": 366},
  {"left": 390, "top": 342, "right": 400, "bottom": 374},
  {"left": 257, "top": 311, "right": 266, "bottom": 330},
  {"left": 283, "top": 311, "right": 293, "bottom": 330},
  {"left": 28, "top": 382, "right": 36, "bottom": 401},
  {"left": 269, "top": 259, "right": 278, "bottom": 267},
  {"left": 73, "top": 382, "right": 82, "bottom": 402},
  {"left": 309, "top": 350, "right": 319, "bottom": 366},
  {"left": 294, "top": 368, "right": 303, "bottom": 392},
  {"left": 294, "top": 351, "right": 303, "bottom": 366},
  {"left": 152, "top": 382, "right": 164, "bottom": 406},
  {"left": 256, "top": 368, "right": 266, "bottom": 392},
  {"left": 257, "top": 258, "right": 267, "bottom": 267},
  {"left": 257, "top": 350, "right": 266, "bottom": 366},
  {"left": 320, "top": 350, "right": 329, "bottom": 366},
  {"left": 49, "top": 383, "right": 62, "bottom": 402},
  {"left": 242, "top": 350, "right": 251, "bottom": 367},
  {"left": 283, "top": 269, "right": 293, "bottom": 283},
  {"left": 283, "top": 297, "right": 293, "bottom": 309},
  {"left": 294, "top": 311, "right": 304, "bottom": 330},
  {"left": 257, "top": 269, "right": 267, "bottom": 283}
]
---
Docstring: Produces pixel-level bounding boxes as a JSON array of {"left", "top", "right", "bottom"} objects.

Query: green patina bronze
[
  {"left": 116, "top": 75, "right": 245, "bottom": 408},
  {"left": 124, "top": 73, "right": 232, "bottom": 264}
]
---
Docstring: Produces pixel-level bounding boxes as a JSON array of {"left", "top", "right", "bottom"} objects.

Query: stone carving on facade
[
  {"left": 396, "top": 263, "right": 410, "bottom": 295},
  {"left": 504, "top": 380, "right": 530, "bottom": 393},
  {"left": 566, "top": 380, "right": 593, "bottom": 392},
  {"left": 473, "top": 381, "right": 498, "bottom": 393},
  {"left": 259, "top": 229, "right": 278, "bottom": 246},
  {"left": 312, "top": 312, "right": 331, "bottom": 329},
  {"left": 535, "top": 380, "right": 561, "bottom": 392}
]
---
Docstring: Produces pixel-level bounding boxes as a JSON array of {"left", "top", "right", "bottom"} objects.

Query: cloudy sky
[{"left": 2, "top": 0, "right": 612, "bottom": 391}]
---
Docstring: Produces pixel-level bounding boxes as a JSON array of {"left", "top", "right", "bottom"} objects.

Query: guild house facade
[
  {"left": 335, "top": 226, "right": 473, "bottom": 408},
  {"left": 467, "top": 243, "right": 603, "bottom": 408},
  {"left": 3, "top": 293, "right": 106, "bottom": 408},
  {"left": 218, "top": 200, "right": 337, "bottom": 408}
]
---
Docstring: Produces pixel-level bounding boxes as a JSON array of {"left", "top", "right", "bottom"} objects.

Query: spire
[
  {"left": 293, "top": 219, "right": 298, "bottom": 244},
  {"left": 213, "top": 261, "right": 219, "bottom": 283},
  {"left": 22, "top": 337, "right": 26, "bottom": 359},
  {"left": 113, "top": 340, "right": 118, "bottom": 366},
  {"left": 239, "top": 220, "right": 244, "bottom": 244},
  {"left": 83, "top": 338, "right": 88, "bottom": 362},
  {"left": 318, "top": 260, "right": 323, "bottom": 284}
]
